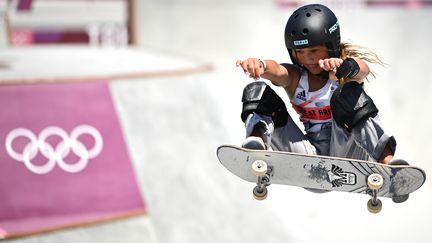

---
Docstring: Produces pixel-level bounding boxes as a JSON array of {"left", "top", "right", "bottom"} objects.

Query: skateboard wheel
[
  {"left": 367, "top": 173, "right": 384, "bottom": 190},
  {"left": 252, "top": 160, "right": 268, "bottom": 176},
  {"left": 367, "top": 198, "right": 382, "bottom": 214},
  {"left": 253, "top": 186, "right": 268, "bottom": 200}
]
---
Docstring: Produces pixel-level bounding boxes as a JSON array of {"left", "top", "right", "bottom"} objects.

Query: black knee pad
[
  {"left": 241, "top": 81, "right": 288, "bottom": 127},
  {"left": 330, "top": 81, "right": 378, "bottom": 130}
]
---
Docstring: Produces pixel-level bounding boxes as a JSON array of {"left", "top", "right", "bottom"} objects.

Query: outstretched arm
[
  {"left": 236, "top": 58, "right": 300, "bottom": 89},
  {"left": 319, "top": 57, "right": 369, "bottom": 83}
]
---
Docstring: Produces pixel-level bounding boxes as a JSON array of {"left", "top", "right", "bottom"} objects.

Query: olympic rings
[{"left": 5, "top": 125, "right": 103, "bottom": 174}]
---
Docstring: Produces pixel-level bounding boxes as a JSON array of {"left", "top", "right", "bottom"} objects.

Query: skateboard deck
[{"left": 217, "top": 145, "right": 426, "bottom": 200}]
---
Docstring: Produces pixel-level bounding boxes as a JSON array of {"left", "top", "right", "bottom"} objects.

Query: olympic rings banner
[{"left": 0, "top": 81, "right": 146, "bottom": 238}]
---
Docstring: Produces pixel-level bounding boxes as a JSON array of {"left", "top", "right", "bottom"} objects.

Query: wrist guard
[{"left": 336, "top": 58, "right": 360, "bottom": 79}]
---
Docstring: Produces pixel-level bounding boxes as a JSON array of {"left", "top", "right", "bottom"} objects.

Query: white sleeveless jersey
[{"left": 290, "top": 71, "right": 339, "bottom": 133}]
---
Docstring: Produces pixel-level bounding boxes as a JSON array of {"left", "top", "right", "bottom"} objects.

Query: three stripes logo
[{"left": 296, "top": 90, "right": 307, "bottom": 101}]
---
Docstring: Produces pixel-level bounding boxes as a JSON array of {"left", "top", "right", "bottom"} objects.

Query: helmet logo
[
  {"left": 294, "top": 39, "right": 309, "bottom": 46},
  {"left": 329, "top": 21, "right": 339, "bottom": 34}
]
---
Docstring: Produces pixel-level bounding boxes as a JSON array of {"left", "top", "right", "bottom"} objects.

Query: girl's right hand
[{"left": 236, "top": 58, "right": 265, "bottom": 80}]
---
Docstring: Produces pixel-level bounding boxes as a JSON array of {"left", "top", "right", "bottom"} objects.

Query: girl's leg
[
  {"left": 329, "top": 115, "right": 396, "bottom": 163},
  {"left": 379, "top": 145, "right": 394, "bottom": 164},
  {"left": 243, "top": 112, "right": 318, "bottom": 155}
]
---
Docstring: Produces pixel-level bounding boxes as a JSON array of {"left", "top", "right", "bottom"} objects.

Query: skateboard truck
[
  {"left": 366, "top": 173, "right": 384, "bottom": 213},
  {"left": 251, "top": 160, "right": 272, "bottom": 200}
]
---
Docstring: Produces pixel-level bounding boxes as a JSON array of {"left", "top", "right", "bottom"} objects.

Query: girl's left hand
[{"left": 318, "top": 58, "right": 343, "bottom": 79}]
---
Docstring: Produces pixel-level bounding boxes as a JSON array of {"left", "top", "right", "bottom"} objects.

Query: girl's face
[{"left": 293, "top": 44, "right": 329, "bottom": 74}]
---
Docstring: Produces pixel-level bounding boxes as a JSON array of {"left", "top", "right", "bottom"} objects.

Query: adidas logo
[{"left": 296, "top": 90, "right": 307, "bottom": 101}]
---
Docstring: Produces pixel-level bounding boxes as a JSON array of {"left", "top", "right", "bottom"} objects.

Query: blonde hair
[{"left": 340, "top": 41, "right": 387, "bottom": 81}]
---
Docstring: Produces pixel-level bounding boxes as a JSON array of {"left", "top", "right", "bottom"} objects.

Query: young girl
[{"left": 236, "top": 3, "right": 397, "bottom": 165}]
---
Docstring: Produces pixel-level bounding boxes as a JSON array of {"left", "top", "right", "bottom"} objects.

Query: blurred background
[{"left": 1, "top": 0, "right": 432, "bottom": 242}]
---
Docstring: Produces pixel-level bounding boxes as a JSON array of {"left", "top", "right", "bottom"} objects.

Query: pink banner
[{"left": 0, "top": 81, "right": 146, "bottom": 238}]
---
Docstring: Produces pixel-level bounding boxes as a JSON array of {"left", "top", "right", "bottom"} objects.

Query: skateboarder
[{"left": 236, "top": 4, "right": 397, "bottom": 165}]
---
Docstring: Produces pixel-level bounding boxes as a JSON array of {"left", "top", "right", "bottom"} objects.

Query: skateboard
[{"left": 216, "top": 145, "right": 426, "bottom": 213}]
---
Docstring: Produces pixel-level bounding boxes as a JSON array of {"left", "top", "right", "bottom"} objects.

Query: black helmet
[{"left": 284, "top": 4, "right": 341, "bottom": 64}]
